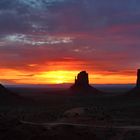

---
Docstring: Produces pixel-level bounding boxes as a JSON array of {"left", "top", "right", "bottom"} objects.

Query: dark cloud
[{"left": 0, "top": 0, "right": 140, "bottom": 33}]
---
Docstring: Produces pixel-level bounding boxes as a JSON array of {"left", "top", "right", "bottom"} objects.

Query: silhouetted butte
[
  {"left": 70, "top": 71, "right": 101, "bottom": 94},
  {"left": 127, "top": 69, "right": 140, "bottom": 95},
  {"left": 137, "top": 69, "right": 140, "bottom": 88}
]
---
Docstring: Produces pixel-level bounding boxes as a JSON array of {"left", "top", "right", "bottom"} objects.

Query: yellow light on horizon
[
  {"left": 0, "top": 68, "right": 136, "bottom": 85},
  {"left": 36, "top": 70, "right": 79, "bottom": 84}
]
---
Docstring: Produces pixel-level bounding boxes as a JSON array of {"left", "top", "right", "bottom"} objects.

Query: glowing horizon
[{"left": 0, "top": 68, "right": 137, "bottom": 85}]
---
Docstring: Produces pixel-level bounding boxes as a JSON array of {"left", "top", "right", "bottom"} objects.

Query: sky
[{"left": 0, "top": 0, "right": 140, "bottom": 85}]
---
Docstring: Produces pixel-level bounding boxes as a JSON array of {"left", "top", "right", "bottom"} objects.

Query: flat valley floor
[{"left": 0, "top": 86, "right": 140, "bottom": 140}]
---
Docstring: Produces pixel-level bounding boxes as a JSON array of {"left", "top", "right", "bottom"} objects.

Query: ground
[{"left": 0, "top": 86, "right": 140, "bottom": 140}]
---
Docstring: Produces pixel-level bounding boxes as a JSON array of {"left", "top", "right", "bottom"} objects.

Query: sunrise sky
[{"left": 0, "top": 0, "right": 140, "bottom": 84}]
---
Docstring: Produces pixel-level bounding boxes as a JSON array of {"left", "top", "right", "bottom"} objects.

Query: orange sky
[{"left": 0, "top": 59, "right": 137, "bottom": 85}]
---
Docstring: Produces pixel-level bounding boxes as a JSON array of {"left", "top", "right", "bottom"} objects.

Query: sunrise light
[{"left": 37, "top": 70, "right": 79, "bottom": 84}]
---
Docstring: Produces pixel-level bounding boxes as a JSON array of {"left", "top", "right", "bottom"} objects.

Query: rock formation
[
  {"left": 73, "top": 71, "right": 89, "bottom": 88},
  {"left": 70, "top": 71, "right": 101, "bottom": 94},
  {"left": 0, "top": 83, "right": 23, "bottom": 104},
  {"left": 0, "top": 84, "right": 10, "bottom": 94},
  {"left": 136, "top": 69, "right": 140, "bottom": 88},
  {"left": 70, "top": 71, "right": 92, "bottom": 90},
  {"left": 127, "top": 69, "right": 140, "bottom": 96}
]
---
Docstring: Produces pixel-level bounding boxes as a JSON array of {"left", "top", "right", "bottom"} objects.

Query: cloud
[
  {"left": 0, "top": 0, "right": 139, "bottom": 34},
  {"left": 2, "top": 34, "right": 73, "bottom": 46}
]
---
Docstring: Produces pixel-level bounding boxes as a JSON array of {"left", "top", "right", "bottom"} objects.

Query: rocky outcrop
[
  {"left": 72, "top": 71, "right": 90, "bottom": 89},
  {"left": 127, "top": 69, "right": 140, "bottom": 96},
  {"left": 136, "top": 69, "right": 140, "bottom": 88},
  {"left": 0, "top": 84, "right": 10, "bottom": 94},
  {"left": 70, "top": 71, "right": 101, "bottom": 94},
  {"left": 0, "top": 83, "right": 23, "bottom": 105}
]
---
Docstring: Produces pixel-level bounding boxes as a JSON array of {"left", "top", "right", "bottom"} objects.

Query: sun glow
[
  {"left": 0, "top": 68, "right": 136, "bottom": 85},
  {"left": 37, "top": 70, "right": 79, "bottom": 84}
]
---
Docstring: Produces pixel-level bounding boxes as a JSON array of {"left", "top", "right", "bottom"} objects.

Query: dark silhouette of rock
[
  {"left": 127, "top": 69, "right": 140, "bottom": 96},
  {"left": 0, "top": 83, "right": 24, "bottom": 105},
  {"left": 70, "top": 71, "right": 102, "bottom": 94},
  {"left": 0, "top": 84, "right": 10, "bottom": 94},
  {"left": 72, "top": 71, "right": 90, "bottom": 89},
  {"left": 136, "top": 69, "right": 140, "bottom": 88}
]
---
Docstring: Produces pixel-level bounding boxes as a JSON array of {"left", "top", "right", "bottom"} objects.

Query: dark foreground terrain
[{"left": 0, "top": 86, "right": 140, "bottom": 140}]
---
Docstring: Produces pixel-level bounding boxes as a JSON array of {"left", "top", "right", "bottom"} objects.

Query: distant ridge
[
  {"left": 70, "top": 71, "right": 102, "bottom": 95},
  {"left": 0, "top": 83, "right": 24, "bottom": 104},
  {"left": 0, "top": 84, "right": 9, "bottom": 93}
]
